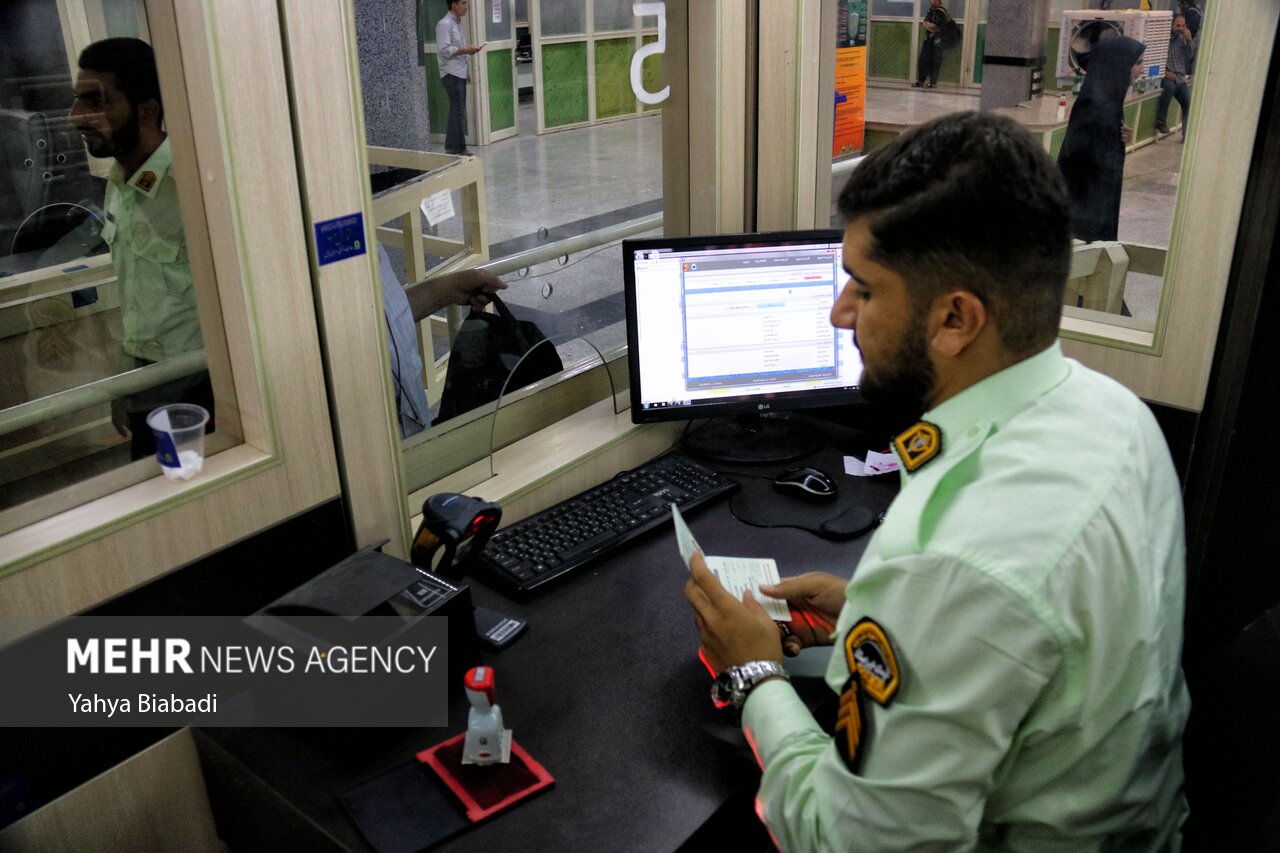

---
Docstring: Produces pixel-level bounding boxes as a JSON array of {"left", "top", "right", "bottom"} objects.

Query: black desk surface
[{"left": 198, "top": 427, "right": 899, "bottom": 852}]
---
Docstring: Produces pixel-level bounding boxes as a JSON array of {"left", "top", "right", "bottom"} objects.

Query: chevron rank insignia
[
  {"left": 834, "top": 673, "right": 867, "bottom": 773},
  {"left": 893, "top": 421, "right": 942, "bottom": 472}
]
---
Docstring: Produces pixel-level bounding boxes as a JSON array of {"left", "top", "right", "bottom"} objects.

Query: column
[{"left": 979, "top": 0, "right": 1050, "bottom": 111}]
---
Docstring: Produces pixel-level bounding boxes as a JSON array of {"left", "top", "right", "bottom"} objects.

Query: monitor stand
[{"left": 685, "top": 414, "right": 822, "bottom": 465}]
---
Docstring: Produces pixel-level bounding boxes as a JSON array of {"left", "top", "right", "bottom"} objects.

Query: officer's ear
[
  {"left": 928, "top": 289, "right": 987, "bottom": 358},
  {"left": 137, "top": 97, "right": 162, "bottom": 131}
]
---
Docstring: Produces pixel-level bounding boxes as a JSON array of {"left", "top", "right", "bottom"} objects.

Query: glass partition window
[
  {"left": 857, "top": 0, "right": 1200, "bottom": 335},
  {"left": 870, "top": 0, "right": 914, "bottom": 16},
  {"left": 0, "top": 2, "right": 233, "bottom": 527},
  {"left": 356, "top": 0, "right": 662, "bottom": 489},
  {"left": 540, "top": 0, "right": 587, "bottom": 36},
  {"left": 920, "top": 0, "right": 965, "bottom": 17},
  {"left": 593, "top": 0, "right": 636, "bottom": 33}
]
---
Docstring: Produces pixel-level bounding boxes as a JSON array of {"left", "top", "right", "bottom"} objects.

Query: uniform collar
[
  {"left": 921, "top": 341, "right": 1070, "bottom": 449},
  {"left": 879, "top": 343, "right": 1070, "bottom": 556},
  {"left": 108, "top": 137, "right": 172, "bottom": 197}
]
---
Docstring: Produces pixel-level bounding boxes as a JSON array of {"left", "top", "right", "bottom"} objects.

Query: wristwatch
[{"left": 711, "top": 660, "right": 790, "bottom": 711}]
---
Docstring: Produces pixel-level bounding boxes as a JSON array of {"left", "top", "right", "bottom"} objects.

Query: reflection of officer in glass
[{"left": 70, "top": 38, "right": 212, "bottom": 459}]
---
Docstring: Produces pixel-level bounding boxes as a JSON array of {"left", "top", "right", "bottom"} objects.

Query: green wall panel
[
  {"left": 594, "top": 38, "right": 634, "bottom": 119},
  {"left": 1049, "top": 126, "right": 1066, "bottom": 160},
  {"left": 1136, "top": 97, "right": 1159, "bottom": 143},
  {"left": 1048, "top": 26, "right": 1060, "bottom": 78},
  {"left": 541, "top": 41, "right": 589, "bottom": 127},
  {"left": 869, "top": 21, "right": 911, "bottom": 79},
  {"left": 487, "top": 49, "right": 516, "bottom": 132},
  {"left": 641, "top": 33, "right": 662, "bottom": 112},
  {"left": 425, "top": 56, "right": 448, "bottom": 135},
  {"left": 973, "top": 23, "right": 986, "bottom": 84}
]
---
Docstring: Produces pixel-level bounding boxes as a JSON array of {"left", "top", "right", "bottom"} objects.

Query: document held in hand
[{"left": 672, "top": 504, "right": 790, "bottom": 621}]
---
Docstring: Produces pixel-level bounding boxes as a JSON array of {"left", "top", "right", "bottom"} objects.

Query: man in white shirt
[{"left": 436, "top": 0, "right": 483, "bottom": 155}]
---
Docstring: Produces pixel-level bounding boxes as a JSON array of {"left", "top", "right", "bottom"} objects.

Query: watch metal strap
[{"left": 719, "top": 659, "right": 790, "bottom": 711}]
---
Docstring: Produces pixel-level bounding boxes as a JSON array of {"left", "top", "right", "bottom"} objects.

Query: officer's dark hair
[
  {"left": 78, "top": 38, "right": 163, "bottom": 123},
  {"left": 837, "top": 111, "right": 1070, "bottom": 357}
]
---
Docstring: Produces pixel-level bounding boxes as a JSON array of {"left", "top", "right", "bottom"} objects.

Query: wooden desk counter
[{"left": 198, "top": 429, "right": 899, "bottom": 851}]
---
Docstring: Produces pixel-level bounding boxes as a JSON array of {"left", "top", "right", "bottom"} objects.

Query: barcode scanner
[
  {"left": 411, "top": 493, "right": 502, "bottom": 579},
  {"left": 411, "top": 494, "right": 528, "bottom": 651}
]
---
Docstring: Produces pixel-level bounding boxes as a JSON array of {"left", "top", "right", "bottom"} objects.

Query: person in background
[
  {"left": 1156, "top": 15, "right": 1197, "bottom": 140},
  {"left": 1057, "top": 36, "right": 1146, "bottom": 243},
  {"left": 376, "top": 245, "right": 505, "bottom": 438},
  {"left": 912, "top": 0, "right": 950, "bottom": 89},
  {"left": 436, "top": 0, "right": 483, "bottom": 156},
  {"left": 70, "top": 37, "right": 211, "bottom": 459},
  {"left": 1179, "top": 0, "right": 1204, "bottom": 40},
  {"left": 684, "top": 111, "right": 1188, "bottom": 850}
]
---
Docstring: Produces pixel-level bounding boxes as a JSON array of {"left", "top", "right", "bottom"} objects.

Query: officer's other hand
[{"left": 759, "top": 573, "right": 845, "bottom": 657}]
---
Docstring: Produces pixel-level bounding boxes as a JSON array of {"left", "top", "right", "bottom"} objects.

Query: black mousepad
[
  {"left": 730, "top": 475, "right": 879, "bottom": 540},
  {"left": 340, "top": 760, "right": 470, "bottom": 853}
]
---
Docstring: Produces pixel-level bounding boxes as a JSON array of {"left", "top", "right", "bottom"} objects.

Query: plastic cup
[{"left": 146, "top": 404, "right": 210, "bottom": 481}]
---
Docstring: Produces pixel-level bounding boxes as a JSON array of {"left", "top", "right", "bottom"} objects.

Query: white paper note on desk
[{"left": 672, "top": 504, "right": 790, "bottom": 621}]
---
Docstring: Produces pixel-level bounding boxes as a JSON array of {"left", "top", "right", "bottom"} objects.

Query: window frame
[{"left": 0, "top": 0, "right": 342, "bottom": 627}]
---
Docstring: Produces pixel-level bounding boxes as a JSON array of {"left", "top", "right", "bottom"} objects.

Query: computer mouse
[{"left": 773, "top": 466, "right": 838, "bottom": 500}]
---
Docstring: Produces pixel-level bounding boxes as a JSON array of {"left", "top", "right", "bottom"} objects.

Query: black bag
[
  {"left": 433, "top": 293, "right": 564, "bottom": 423},
  {"left": 937, "top": 13, "right": 961, "bottom": 50}
]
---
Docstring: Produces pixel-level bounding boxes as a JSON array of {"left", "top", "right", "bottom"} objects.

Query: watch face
[{"left": 711, "top": 671, "right": 734, "bottom": 710}]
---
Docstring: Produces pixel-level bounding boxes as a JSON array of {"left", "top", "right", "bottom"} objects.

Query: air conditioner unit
[{"left": 1057, "top": 10, "right": 1173, "bottom": 99}]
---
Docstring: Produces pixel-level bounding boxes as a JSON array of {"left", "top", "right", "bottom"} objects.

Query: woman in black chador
[{"left": 1057, "top": 36, "right": 1146, "bottom": 243}]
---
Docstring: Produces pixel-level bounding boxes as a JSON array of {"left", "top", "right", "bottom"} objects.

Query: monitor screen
[{"left": 623, "top": 230, "right": 862, "bottom": 425}]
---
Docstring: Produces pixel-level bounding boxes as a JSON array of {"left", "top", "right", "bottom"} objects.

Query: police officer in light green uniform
[
  {"left": 685, "top": 112, "right": 1189, "bottom": 851},
  {"left": 72, "top": 37, "right": 208, "bottom": 458},
  {"left": 104, "top": 138, "right": 201, "bottom": 363}
]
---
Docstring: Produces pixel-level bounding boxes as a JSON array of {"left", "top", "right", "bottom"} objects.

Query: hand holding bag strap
[{"left": 488, "top": 291, "right": 517, "bottom": 323}]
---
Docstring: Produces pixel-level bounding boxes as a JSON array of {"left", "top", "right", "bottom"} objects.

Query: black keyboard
[{"left": 476, "top": 453, "right": 738, "bottom": 596}]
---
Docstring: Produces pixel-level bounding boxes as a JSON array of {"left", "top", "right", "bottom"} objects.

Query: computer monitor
[{"left": 623, "top": 229, "right": 862, "bottom": 463}]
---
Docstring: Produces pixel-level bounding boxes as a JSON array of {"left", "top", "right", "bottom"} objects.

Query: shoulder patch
[
  {"left": 834, "top": 673, "right": 866, "bottom": 773},
  {"left": 135, "top": 170, "right": 157, "bottom": 192},
  {"left": 893, "top": 421, "right": 942, "bottom": 472},
  {"left": 844, "top": 618, "right": 901, "bottom": 706}
]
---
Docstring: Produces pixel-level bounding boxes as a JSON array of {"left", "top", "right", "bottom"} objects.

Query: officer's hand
[
  {"left": 759, "top": 573, "right": 846, "bottom": 657},
  {"left": 684, "top": 552, "right": 782, "bottom": 673}
]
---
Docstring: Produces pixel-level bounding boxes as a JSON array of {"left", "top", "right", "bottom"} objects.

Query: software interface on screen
[{"left": 631, "top": 238, "right": 862, "bottom": 412}]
